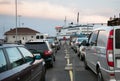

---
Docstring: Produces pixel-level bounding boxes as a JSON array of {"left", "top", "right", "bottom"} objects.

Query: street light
[
  {"left": 15, "top": 0, "right": 18, "bottom": 43},
  {"left": 18, "top": 15, "right": 21, "bottom": 27}
]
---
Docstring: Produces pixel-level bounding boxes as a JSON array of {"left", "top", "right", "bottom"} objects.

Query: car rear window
[
  {"left": 25, "top": 42, "right": 48, "bottom": 51},
  {"left": 115, "top": 29, "right": 120, "bottom": 48},
  {"left": 78, "top": 38, "right": 88, "bottom": 42}
]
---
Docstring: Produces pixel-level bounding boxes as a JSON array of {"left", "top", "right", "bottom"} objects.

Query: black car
[
  {"left": 25, "top": 40, "right": 55, "bottom": 67},
  {"left": 0, "top": 44, "right": 46, "bottom": 81}
]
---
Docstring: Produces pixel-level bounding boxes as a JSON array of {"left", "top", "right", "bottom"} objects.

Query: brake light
[
  {"left": 44, "top": 50, "right": 52, "bottom": 56},
  {"left": 106, "top": 30, "right": 114, "bottom": 67}
]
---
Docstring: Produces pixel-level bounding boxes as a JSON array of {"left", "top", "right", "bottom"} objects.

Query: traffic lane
[
  {"left": 46, "top": 44, "right": 97, "bottom": 81},
  {"left": 68, "top": 45, "right": 97, "bottom": 81},
  {"left": 46, "top": 45, "right": 70, "bottom": 81},
  {"left": 72, "top": 55, "right": 97, "bottom": 81}
]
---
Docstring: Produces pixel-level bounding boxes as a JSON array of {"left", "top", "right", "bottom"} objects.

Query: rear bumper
[
  {"left": 45, "top": 57, "right": 52, "bottom": 62},
  {"left": 100, "top": 67, "right": 117, "bottom": 81}
]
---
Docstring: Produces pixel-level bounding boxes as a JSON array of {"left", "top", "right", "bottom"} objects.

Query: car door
[
  {"left": 18, "top": 47, "right": 43, "bottom": 81},
  {"left": 114, "top": 27, "right": 120, "bottom": 80},
  {"left": 4, "top": 47, "right": 31, "bottom": 81},
  {"left": 6, "top": 47, "right": 32, "bottom": 81},
  {"left": 86, "top": 30, "right": 99, "bottom": 71},
  {"left": 0, "top": 48, "right": 19, "bottom": 81}
]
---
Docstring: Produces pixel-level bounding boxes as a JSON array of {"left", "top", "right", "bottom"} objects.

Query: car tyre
[
  {"left": 84, "top": 59, "right": 89, "bottom": 69},
  {"left": 80, "top": 54, "right": 83, "bottom": 61},
  {"left": 97, "top": 68, "right": 104, "bottom": 81},
  {"left": 53, "top": 55, "right": 56, "bottom": 62},
  {"left": 77, "top": 52, "right": 80, "bottom": 57},
  {"left": 79, "top": 54, "right": 82, "bottom": 60},
  {"left": 50, "top": 59, "right": 54, "bottom": 68}
]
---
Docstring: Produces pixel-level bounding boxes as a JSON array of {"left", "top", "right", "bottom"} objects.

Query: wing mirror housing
[{"left": 34, "top": 54, "right": 42, "bottom": 60}]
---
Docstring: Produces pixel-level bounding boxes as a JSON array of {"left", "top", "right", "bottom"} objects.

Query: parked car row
[
  {"left": 71, "top": 36, "right": 88, "bottom": 55},
  {"left": 0, "top": 38, "right": 61, "bottom": 81},
  {"left": 72, "top": 26, "right": 120, "bottom": 81}
]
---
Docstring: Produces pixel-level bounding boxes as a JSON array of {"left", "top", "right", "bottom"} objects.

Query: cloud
[
  {"left": 0, "top": 0, "right": 11, "bottom": 4},
  {"left": 0, "top": 0, "right": 112, "bottom": 23},
  {"left": 19, "top": 1, "right": 76, "bottom": 20},
  {"left": 81, "top": 15, "right": 108, "bottom": 23},
  {"left": 0, "top": 1, "right": 76, "bottom": 20}
]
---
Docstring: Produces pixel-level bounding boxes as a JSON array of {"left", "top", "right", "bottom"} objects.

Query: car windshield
[
  {"left": 25, "top": 42, "right": 48, "bottom": 51},
  {"left": 47, "top": 39, "right": 54, "bottom": 44},
  {"left": 77, "top": 38, "right": 88, "bottom": 42}
]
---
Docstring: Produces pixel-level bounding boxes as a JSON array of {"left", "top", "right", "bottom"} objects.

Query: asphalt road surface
[{"left": 46, "top": 43, "right": 97, "bottom": 81}]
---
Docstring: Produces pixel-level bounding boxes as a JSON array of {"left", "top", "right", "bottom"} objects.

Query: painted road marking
[{"left": 65, "top": 49, "right": 74, "bottom": 81}]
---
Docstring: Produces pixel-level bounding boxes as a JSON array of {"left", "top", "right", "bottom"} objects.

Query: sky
[{"left": 0, "top": 0, "right": 120, "bottom": 38}]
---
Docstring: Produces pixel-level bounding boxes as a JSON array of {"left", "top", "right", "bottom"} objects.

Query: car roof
[
  {"left": 93, "top": 26, "right": 114, "bottom": 31},
  {"left": 26, "top": 39, "right": 48, "bottom": 43},
  {"left": 0, "top": 44, "right": 23, "bottom": 48},
  {"left": 77, "top": 37, "right": 88, "bottom": 39}
]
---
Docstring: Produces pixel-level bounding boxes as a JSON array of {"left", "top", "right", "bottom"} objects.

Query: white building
[{"left": 4, "top": 27, "right": 47, "bottom": 44}]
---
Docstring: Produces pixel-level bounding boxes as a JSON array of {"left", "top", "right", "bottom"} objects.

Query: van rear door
[{"left": 114, "top": 26, "right": 120, "bottom": 80}]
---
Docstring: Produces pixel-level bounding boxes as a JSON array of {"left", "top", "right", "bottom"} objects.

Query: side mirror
[{"left": 34, "top": 54, "right": 42, "bottom": 60}]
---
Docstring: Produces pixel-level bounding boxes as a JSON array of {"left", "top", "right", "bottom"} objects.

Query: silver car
[{"left": 84, "top": 26, "right": 120, "bottom": 81}]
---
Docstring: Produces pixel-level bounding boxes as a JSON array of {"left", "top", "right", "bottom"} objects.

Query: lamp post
[
  {"left": 15, "top": 0, "right": 18, "bottom": 43},
  {"left": 18, "top": 15, "right": 21, "bottom": 27}
]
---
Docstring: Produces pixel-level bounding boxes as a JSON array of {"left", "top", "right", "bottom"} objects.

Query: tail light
[
  {"left": 44, "top": 50, "right": 52, "bottom": 56},
  {"left": 106, "top": 30, "right": 114, "bottom": 67}
]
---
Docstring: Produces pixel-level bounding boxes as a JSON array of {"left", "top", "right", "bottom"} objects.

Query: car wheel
[
  {"left": 50, "top": 59, "right": 54, "bottom": 68},
  {"left": 77, "top": 52, "right": 80, "bottom": 57},
  {"left": 53, "top": 57, "right": 56, "bottom": 61},
  {"left": 53, "top": 55, "right": 55, "bottom": 61},
  {"left": 50, "top": 62, "right": 53, "bottom": 67},
  {"left": 84, "top": 59, "right": 89, "bottom": 69},
  {"left": 80, "top": 54, "right": 84, "bottom": 61},
  {"left": 97, "top": 68, "right": 104, "bottom": 81},
  {"left": 79, "top": 54, "right": 82, "bottom": 60}
]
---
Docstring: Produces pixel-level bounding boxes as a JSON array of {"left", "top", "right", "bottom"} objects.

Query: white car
[{"left": 84, "top": 26, "right": 120, "bottom": 81}]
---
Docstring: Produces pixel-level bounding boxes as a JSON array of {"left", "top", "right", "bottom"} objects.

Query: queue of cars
[
  {"left": 0, "top": 37, "right": 61, "bottom": 81},
  {"left": 1, "top": 25, "right": 120, "bottom": 81},
  {"left": 71, "top": 26, "right": 120, "bottom": 81}
]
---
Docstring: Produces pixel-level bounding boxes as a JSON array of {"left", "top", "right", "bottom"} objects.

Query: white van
[{"left": 84, "top": 26, "right": 120, "bottom": 81}]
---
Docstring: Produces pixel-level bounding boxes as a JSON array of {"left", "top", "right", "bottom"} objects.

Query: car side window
[
  {"left": 6, "top": 47, "right": 24, "bottom": 68},
  {"left": 97, "top": 30, "right": 108, "bottom": 47},
  {"left": 0, "top": 49, "right": 7, "bottom": 73},
  {"left": 89, "top": 31, "right": 99, "bottom": 46},
  {"left": 18, "top": 47, "right": 34, "bottom": 63}
]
